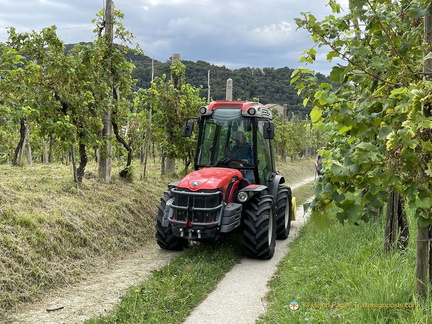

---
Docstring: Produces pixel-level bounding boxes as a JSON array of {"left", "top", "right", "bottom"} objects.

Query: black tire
[
  {"left": 155, "top": 191, "right": 189, "bottom": 251},
  {"left": 275, "top": 185, "right": 292, "bottom": 240},
  {"left": 243, "top": 194, "right": 276, "bottom": 259}
]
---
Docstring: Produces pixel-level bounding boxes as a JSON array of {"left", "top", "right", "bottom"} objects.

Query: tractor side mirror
[
  {"left": 183, "top": 119, "right": 195, "bottom": 137},
  {"left": 263, "top": 121, "right": 274, "bottom": 139}
]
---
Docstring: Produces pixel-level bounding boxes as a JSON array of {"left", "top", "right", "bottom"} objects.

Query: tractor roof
[{"left": 200, "top": 101, "right": 273, "bottom": 119}]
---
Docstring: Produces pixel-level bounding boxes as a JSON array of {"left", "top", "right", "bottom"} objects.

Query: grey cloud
[{"left": 0, "top": 0, "right": 345, "bottom": 73}]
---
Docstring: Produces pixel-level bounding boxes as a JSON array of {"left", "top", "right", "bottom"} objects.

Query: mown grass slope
[
  {"left": 0, "top": 162, "right": 160, "bottom": 315},
  {"left": 0, "top": 158, "right": 314, "bottom": 317}
]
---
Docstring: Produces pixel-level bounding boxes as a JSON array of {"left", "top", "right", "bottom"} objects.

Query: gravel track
[{"left": 4, "top": 177, "right": 314, "bottom": 324}]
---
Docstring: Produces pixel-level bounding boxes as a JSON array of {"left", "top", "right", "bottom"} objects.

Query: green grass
[
  {"left": 258, "top": 193, "right": 432, "bottom": 324},
  {"left": 278, "top": 158, "right": 315, "bottom": 185}
]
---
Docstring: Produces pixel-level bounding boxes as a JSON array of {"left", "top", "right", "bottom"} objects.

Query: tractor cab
[{"left": 185, "top": 101, "right": 275, "bottom": 186}]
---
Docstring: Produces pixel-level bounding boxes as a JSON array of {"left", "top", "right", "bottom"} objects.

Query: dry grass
[
  {"left": 0, "top": 160, "right": 166, "bottom": 314},
  {"left": 276, "top": 158, "right": 315, "bottom": 184},
  {"left": 0, "top": 157, "right": 314, "bottom": 317}
]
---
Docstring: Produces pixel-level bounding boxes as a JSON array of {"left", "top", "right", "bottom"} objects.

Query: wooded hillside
[
  {"left": 125, "top": 51, "right": 331, "bottom": 119},
  {"left": 65, "top": 43, "right": 332, "bottom": 119}
]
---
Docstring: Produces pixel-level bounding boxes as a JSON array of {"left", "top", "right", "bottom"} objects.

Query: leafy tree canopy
[{"left": 294, "top": 0, "right": 432, "bottom": 226}]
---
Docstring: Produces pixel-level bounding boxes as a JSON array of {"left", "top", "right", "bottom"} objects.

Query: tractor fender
[
  {"left": 269, "top": 173, "right": 285, "bottom": 203},
  {"left": 239, "top": 184, "right": 268, "bottom": 193},
  {"left": 159, "top": 183, "right": 179, "bottom": 227},
  {"left": 238, "top": 184, "right": 268, "bottom": 201}
]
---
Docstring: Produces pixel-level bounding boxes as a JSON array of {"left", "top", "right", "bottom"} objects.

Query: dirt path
[
  {"left": 4, "top": 177, "right": 314, "bottom": 324},
  {"left": 4, "top": 248, "right": 178, "bottom": 324}
]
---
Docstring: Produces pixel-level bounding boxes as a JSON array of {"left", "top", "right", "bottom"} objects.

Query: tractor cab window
[{"left": 197, "top": 108, "right": 254, "bottom": 170}]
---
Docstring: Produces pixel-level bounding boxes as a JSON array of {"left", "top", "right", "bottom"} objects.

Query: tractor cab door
[{"left": 256, "top": 120, "right": 275, "bottom": 186}]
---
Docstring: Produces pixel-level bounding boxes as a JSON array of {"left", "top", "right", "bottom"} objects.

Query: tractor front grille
[{"left": 170, "top": 188, "right": 223, "bottom": 226}]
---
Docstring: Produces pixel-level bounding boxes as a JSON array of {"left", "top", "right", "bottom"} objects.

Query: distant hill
[
  {"left": 66, "top": 44, "right": 329, "bottom": 119},
  {"left": 127, "top": 52, "right": 332, "bottom": 119}
]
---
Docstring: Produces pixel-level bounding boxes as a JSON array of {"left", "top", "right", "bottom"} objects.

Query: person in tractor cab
[{"left": 226, "top": 131, "right": 253, "bottom": 165}]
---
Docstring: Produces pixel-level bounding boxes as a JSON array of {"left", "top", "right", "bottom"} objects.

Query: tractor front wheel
[
  {"left": 155, "top": 191, "right": 189, "bottom": 251},
  {"left": 243, "top": 194, "right": 276, "bottom": 259}
]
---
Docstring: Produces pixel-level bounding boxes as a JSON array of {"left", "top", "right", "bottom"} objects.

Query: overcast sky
[{"left": 0, "top": 0, "right": 348, "bottom": 75}]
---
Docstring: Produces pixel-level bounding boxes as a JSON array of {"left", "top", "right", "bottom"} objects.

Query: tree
[
  {"left": 295, "top": 0, "right": 432, "bottom": 297},
  {"left": 93, "top": 6, "right": 141, "bottom": 180},
  {"left": 135, "top": 59, "right": 205, "bottom": 175},
  {"left": 0, "top": 31, "right": 51, "bottom": 167},
  {"left": 2, "top": 7, "right": 139, "bottom": 183}
]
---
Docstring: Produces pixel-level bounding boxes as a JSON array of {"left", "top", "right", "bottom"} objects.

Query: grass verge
[{"left": 258, "top": 192, "right": 432, "bottom": 323}]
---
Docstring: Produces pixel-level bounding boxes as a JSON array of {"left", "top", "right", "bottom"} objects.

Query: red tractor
[{"left": 155, "top": 101, "right": 295, "bottom": 259}]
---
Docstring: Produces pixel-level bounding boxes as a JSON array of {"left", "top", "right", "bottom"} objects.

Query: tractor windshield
[{"left": 196, "top": 108, "right": 254, "bottom": 169}]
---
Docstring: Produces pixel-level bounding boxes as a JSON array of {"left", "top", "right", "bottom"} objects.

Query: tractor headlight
[
  {"left": 237, "top": 191, "right": 249, "bottom": 203},
  {"left": 199, "top": 106, "right": 207, "bottom": 115},
  {"left": 199, "top": 106, "right": 213, "bottom": 116},
  {"left": 247, "top": 107, "right": 256, "bottom": 116}
]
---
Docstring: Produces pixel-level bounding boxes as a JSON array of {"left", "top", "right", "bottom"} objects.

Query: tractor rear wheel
[
  {"left": 275, "top": 185, "right": 292, "bottom": 239},
  {"left": 243, "top": 194, "right": 276, "bottom": 259},
  {"left": 155, "top": 191, "right": 189, "bottom": 251}
]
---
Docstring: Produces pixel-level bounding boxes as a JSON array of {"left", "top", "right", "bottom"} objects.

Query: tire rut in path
[{"left": 4, "top": 176, "right": 315, "bottom": 324}]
